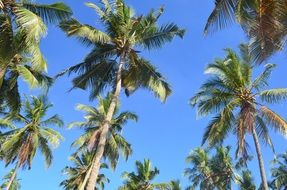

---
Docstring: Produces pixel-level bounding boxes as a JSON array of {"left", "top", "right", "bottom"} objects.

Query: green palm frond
[
  {"left": 140, "top": 23, "right": 185, "bottom": 50},
  {"left": 204, "top": 0, "right": 236, "bottom": 34},
  {"left": 260, "top": 88, "right": 287, "bottom": 104},
  {"left": 22, "top": 2, "right": 72, "bottom": 24},
  {"left": 59, "top": 19, "right": 110, "bottom": 45},
  {"left": 252, "top": 64, "right": 276, "bottom": 91}
]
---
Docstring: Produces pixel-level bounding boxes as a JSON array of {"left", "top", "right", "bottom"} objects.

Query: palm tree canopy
[
  {"left": 205, "top": 0, "right": 287, "bottom": 63},
  {"left": 119, "top": 159, "right": 169, "bottom": 190},
  {"left": 59, "top": 0, "right": 185, "bottom": 102},
  {"left": 184, "top": 146, "right": 237, "bottom": 190},
  {"left": 190, "top": 44, "right": 287, "bottom": 158},
  {"left": 69, "top": 94, "right": 137, "bottom": 169},
  {"left": 270, "top": 152, "right": 287, "bottom": 189},
  {"left": 239, "top": 170, "right": 256, "bottom": 190},
  {"left": 0, "top": 95, "right": 63, "bottom": 169},
  {"left": 60, "top": 151, "right": 110, "bottom": 190},
  {"left": 0, "top": 0, "right": 72, "bottom": 112}
]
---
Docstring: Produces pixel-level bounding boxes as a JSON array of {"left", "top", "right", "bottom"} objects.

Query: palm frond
[
  {"left": 204, "top": 0, "right": 237, "bottom": 34},
  {"left": 22, "top": 2, "right": 72, "bottom": 24},
  {"left": 60, "top": 19, "right": 110, "bottom": 45},
  {"left": 260, "top": 88, "right": 287, "bottom": 104}
]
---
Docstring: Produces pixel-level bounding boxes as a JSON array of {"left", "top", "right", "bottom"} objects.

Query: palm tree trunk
[
  {"left": 5, "top": 162, "right": 20, "bottom": 190},
  {"left": 0, "top": 66, "right": 7, "bottom": 89},
  {"left": 79, "top": 161, "right": 94, "bottom": 190},
  {"left": 85, "top": 54, "right": 125, "bottom": 190},
  {"left": 251, "top": 126, "right": 268, "bottom": 190}
]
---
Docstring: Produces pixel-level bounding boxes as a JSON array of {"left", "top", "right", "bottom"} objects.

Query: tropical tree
[
  {"left": 60, "top": 151, "right": 109, "bottom": 190},
  {"left": 0, "top": 95, "right": 63, "bottom": 190},
  {"left": 205, "top": 0, "right": 287, "bottom": 63},
  {"left": 0, "top": 0, "right": 71, "bottom": 112},
  {"left": 59, "top": 0, "right": 184, "bottom": 189},
  {"left": 239, "top": 170, "right": 256, "bottom": 190},
  {"left": 118, "top": 159, "right": 169, "bottom": 190},
  {"left": 0, "top": 169, "right": 21, "bottom": 190},
  {"left": 270, "top": 152, "right": 287, "bottom": 189},
  {"left": 184, "top": 146, "right": 237, "bottom": 190},
  {"left": 166, "top": 180, "right": 181, "bottom": 190},
  {"left": 69, "top": 94, "right": 137, "bottom": 189},
  {"left": 190, "top": 44, "right": 287, "bottom": 189}
]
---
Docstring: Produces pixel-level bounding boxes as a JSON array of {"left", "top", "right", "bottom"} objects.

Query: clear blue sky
[{"left": 1, "top": 0, "right": 287, "bottom": 189}]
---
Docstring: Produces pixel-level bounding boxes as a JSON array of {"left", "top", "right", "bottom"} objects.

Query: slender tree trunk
[
  {"left": 85, "top": 54, "right": 125, "bottom": 190},
  {"left": 5, "top": 162, "right": 20, "bottom": 190},
  {"left": 251, "top": 126, "right": 268, "bottom": 190},
  {"left": 79, "top": 161, "right": 94, "bottom": 190},
  {"left": 0, "top": 66, "right": 7, "bottom": 89}
]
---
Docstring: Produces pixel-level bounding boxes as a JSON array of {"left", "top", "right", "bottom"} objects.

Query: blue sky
[{"left": 1, "top": 0, "right": 287, "bottom": 189}]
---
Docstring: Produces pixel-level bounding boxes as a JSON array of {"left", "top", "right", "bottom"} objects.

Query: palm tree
[
  {"left": 69, "top": 94, "right": 137, "bottom": 189},
  {"left": 60, "top": 151, "right": 109, "bottom": 190},
  {"left": 270, "top": 152, "right": 287, "bottom": 189},
  {"left": 0, "top": 95, "right": 63, "bottom": 190},
  {"left": 239, "top": 170, "right": 256, "bottom": 190},
  {"left": 184, "top": 146, "right": 237, "bottom": 190},
  {"left": 59, "top": 1, "right": 184, "bottom": 188},
  {"left": 205, "top": 0, "right": 287, "bottom": 63},
  {"left": 166, "top": 180, "right": 181, "bottom": 190},
  {"left": 190, "top": 44, "right": 287, "bottom": 189},
  {"left": 0, "top": 169, "right": 21, "bottom": 190},
  {"left": 118, "top": 159, "right": 169, "bottom": 190},
  {"left": 0, "top": 0, "right": 71, "bottom": 112}
]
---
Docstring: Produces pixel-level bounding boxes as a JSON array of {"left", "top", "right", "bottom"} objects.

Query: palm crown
[
  {"left": 59, "top": 0, "right": 185, "bottom": 101},
  {"left": 60, "top": 151, "right": 110, "bottom": 190},
  {"left": 191, "top": 44, "right": 287, "bottom": 157},
  {"left": 205, "top": 0, "right": 287, "bottom": 63},
  {"left": 184, "top": 146, "right": 237, "bottom": 190},
  {"left": 69, "top": 94, "right": 137, "bottom": 169},
  {"left": 270, "top": 152, "right": 287, "bottom": 189},
  {"left": 190, "top": 44, "right": 287, "bottom": 189},
  {"left": 0, "top": 95, "right": 63, "bottom": 168},
  {"left": 119, "top": 159, "right": 169, "bottom": 190},
  {"left": 0, "top": 0, "right": 72, "bottom": 112}
]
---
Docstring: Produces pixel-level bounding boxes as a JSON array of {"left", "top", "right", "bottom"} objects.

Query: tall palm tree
[
  {"left": 0, "top": 0, "right": 72, "bottom": 112},
  {"left": 60, "top": 151, "right": 109, "bottom": 190},
  {"left": 0, "top": 95, "right": 63, "bottom": 190},
  {"left": 190, "top": 44, "right": 287, "bottom": 189},
  {"left": 239, "top": 170, "right": 256, "bottom": 190},
  {"left": 270, "top": 152, "right": 287, "bottom": 189},
  {"left": 59, "top": 1, "right": 184, "bottom": 189},
  {"left": 118, "top": 159, "right": 169, "bottom": 190},
  {"left": 0, "top": 169, "right": 21, "bottom": 190},
  {"left": 69, "top": 94, "right": 137, "bottom": 189},
  {"left": 184, "top": 146, "right": 237, "bottom": 190},
  {"left": 205, "top": 0, "right": 287, "bottom": 63}
]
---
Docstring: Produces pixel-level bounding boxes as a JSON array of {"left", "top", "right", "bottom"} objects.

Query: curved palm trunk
[
  {"left": 5, "top": 162, "right": 20, "bottom": 190},
  {"left": 251, "top": 126, "right": 268, "bottom": 190},
  {"left": 0, "top": 66, "right": 7, "bottom": 89},
  {"left": 86, "top": 54, "right": 125, "bottom": 190}
]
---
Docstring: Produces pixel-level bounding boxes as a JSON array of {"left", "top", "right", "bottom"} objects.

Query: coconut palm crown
[
  {"left": 118, "top": 159, "right": 169, "bottom": 190},
  {"left": 0, "top": 95, "right": 63, "bottom": 189},
  {"left": 59, "top": 0, "right": 185, "bottom": 101},
  {"left": 60, "top": 151, "right": 110, "bottom": 190},
  {"left": 0, "top": 0, "right": 72, "bottom": 112},
  {"left": 190, "top": 44, "right": 287, "bottom": 189},
  {"left": 205, "top": 0, "right": 287, "bottom": 63},
  {"left": 69, "top": 94, "right": 137, "bottom": 169}
]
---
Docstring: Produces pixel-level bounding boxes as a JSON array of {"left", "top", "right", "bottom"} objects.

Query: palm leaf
[{"left": 22, "top": 2, "right": 72, "bottom": 24}]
